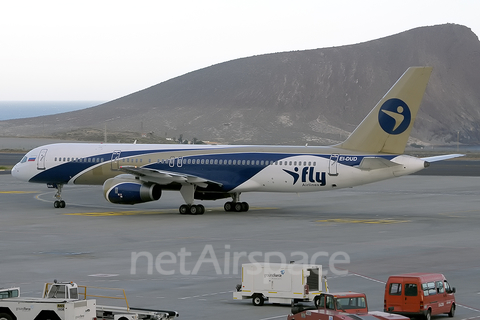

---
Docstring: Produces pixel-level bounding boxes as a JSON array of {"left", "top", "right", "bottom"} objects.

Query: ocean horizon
[{"left": 0, "top": 101, "right": 105, "bottom": 120}]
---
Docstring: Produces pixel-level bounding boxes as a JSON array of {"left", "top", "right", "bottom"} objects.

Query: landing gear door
[
  {"left": 111, "top": 150, "right": 122, "bottom": 170},
  {"left": 329, "top": 154, "right": 339, "bottom": 176},
  {"left": 37, "top": 149, "right": 48, "bottom": 170}
]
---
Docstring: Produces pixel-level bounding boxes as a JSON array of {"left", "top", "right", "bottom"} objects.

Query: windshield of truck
[
  {"left": 336, "top": 297, "right": 367, "bottom": 310},
  {"left": 48, "top": 285, "right": 66, "bottom": 299}
]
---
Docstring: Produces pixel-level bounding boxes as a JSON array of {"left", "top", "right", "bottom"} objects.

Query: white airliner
[{"left": 11, "top": 67, "right": 462, "bottom": 214}]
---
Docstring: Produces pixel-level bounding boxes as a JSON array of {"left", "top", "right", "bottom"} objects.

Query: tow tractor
[
  {"left": 0, "top": 280, "right": 178, "bottom": 320},
  {"left": 287, "top": 292, "right": 409, "bottom": 320}
]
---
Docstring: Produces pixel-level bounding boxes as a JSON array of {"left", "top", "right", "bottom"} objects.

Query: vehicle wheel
[
  {"left": 252, "top": 294, "right": 264, "bottom": 306},
  {"left": 224, "top": 201, "right": 233, "bottom": 212},
  {"left": 179, "top": 204, "right": 189, "bottom": 214},
  {"left": 0, "top": 313, "right": 14, "bottom": 320},
  {"left": 424, "top": 309, "right": 431, "bottom": 320},
  {"left": 54, "top": 200, "right": 60, "bottom": 208},
  {"left": 241, "top": 202, "right": 249, "bottom": 212},
  {"left": 448, "top": 304, "right": 455, "bottom": 317},
  {"left": 314, "top": 296, "right": 320, "bottom": 308},
  {"left": 59, "top": 200, "right": 66, "bottom": 208},
  {"left": 234, "top": 202, "right": 243, "bottom": 212},
  {"left": 190, "top": 205, "right": 198, "bottom": 215},
  {"left": 197, "top": 204, "right": 205, "bottom": 215}
]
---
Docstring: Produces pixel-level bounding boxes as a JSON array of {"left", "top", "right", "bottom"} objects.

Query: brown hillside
[{"left": 1, "top": 23, "right": 480, "bottom": 145}]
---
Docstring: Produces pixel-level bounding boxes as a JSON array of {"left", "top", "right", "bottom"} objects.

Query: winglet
[{"left": 337, "top": 67, "right": 433, "bottom": 154}]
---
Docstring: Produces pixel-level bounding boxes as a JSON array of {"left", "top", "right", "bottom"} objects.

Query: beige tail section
[{"left": 337, "top": 67, "right": 433, "bottom": 154}]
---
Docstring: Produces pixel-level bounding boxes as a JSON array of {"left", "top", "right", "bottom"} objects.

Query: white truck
[
  {"left": 0, "top": 280, "right": 178, "bottom": 320},
  {"left": 233, "top": 263, "right": 327, "bottom": 306}
]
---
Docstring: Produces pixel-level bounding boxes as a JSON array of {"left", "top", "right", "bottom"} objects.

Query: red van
[{"left": 384, "top": 273, "right": 456, "bottom": 320}]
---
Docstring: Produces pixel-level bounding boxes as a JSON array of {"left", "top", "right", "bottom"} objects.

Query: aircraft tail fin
[{"left": 336, "top": 66, "right": 433, "bottom": 154}]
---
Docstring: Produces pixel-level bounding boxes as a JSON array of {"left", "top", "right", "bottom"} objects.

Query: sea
[{"left": 0, "top": 101, "right": 105, "bottom": 120}]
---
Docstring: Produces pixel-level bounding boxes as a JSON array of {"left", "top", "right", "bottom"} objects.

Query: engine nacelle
[{"left": 103, "top": 174, "right": 162, "bottom": 205}]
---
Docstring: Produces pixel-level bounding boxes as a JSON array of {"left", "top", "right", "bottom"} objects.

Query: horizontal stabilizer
[
  {"left": 421, "top": 154, "right": 465, "bottom": 162},
  {"left": 357, "top": 157, "right": 402, "bottom": 171}
]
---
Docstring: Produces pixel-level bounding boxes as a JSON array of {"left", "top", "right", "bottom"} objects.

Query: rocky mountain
[{"left": 1, "top": 23, "right": 480, "bottom": 146}]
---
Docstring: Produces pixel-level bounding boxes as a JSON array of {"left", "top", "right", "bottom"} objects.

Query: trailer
[
  {"left": 233, "top": 263, "right": 326, "bottom": 306},
  {"left": 0, "top": 280, "right": 178, "bottom": 320}
]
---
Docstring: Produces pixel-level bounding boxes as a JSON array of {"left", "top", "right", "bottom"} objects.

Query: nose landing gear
[{"left": 53, "top": 184, "right": 66, "bottom": 208}]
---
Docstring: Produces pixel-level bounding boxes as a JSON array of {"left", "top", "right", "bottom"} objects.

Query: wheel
[
  {"left": 197, "top": 204, "right": 205, "bottom": 215},
  {"left": 252, "top": 294, "right": 264, "bottom": 306},
  {"left": 241, "top": 202, "right": 249, "bottom": 212},
  {"left": 179, "top": 204, "right": 189, "bottom": 214},
  {"left": 234, "top": 202, "right": 243, "bottom": 212},
  {"left": 54, "top": 200, "right": 60, "bottom": 208},
  {"left": 190, "top": 205, "right": 198, "bottom": 215},
  {"left": 424, "top": 309, "right": 431, "bottom": 320},
  {"left": 59, "top": 200, "right": 66, "bottom": 208},
  {"left": 314, "top": 296, "right": 320, "bottom": 308},
  {"left": 0, "top": 313, "right": 13, "bottom": 320},
  {"left": 224, "top": 201, "right": 233, "bottom": 212},
  {"left": 448, "top": 304, "right": 455, "bottom": 317}
]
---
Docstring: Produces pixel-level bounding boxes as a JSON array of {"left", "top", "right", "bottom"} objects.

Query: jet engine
[{"left": 103, "top": 174, "right": 162, "bottom": 205}]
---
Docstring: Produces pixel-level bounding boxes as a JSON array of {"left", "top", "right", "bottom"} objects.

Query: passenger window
[
  {"left": 256, "top": 160, "right": 260, "bottom": 165},
  {"left": 436, "top": 281, "right": 444, "bottom": 294},
  {"left": 313, "top": 162, "right": 316, "bottom": 166},
  {"left": 422, "top": 283, "right": 429, "bottom": 296},
  {"left": 246, "top": 160, "right": 250, "bottom": 165},
  {"left": 405, "top": 283, "right": 417, "bottom": 296},
  {"left": 389, "top": 283, "right": 402, "bottom": 295},
  {"left": 289, "top": 161, "right": 292, "bottom": 166},
  {"left": 260, "top": 160, "right": 264, "bottom": 165},
  {"left": 294, "top": 161, "right": 297, "bottom": 165},
  {"left": 427, "top": 282, "right": 436, "bottom": 295},
  {"left": 242, "top": 160, "right": 245, "bottom": 165},
  {"left": 228, "top": 160, "right": 232, "bottom": 165},
  {"left": 308, "top": 161, "right": 311, "bottom": 166},
  {"left": 233, "top": 160, "right": 236, "bottom": 165},
  {"left": 214, "top": 159, "right": 218, "bottom": 164}
]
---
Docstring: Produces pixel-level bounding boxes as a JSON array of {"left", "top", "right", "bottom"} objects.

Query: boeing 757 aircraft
[{"left": 12, "top": 67, "right": 462, "bottom": 214}]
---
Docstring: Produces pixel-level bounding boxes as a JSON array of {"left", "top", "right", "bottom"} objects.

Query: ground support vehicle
[
  {"left": 233, "top": 263, "right": 325, "bottom": 306},
  {"left": 0, "top": 281, "right": 178, "bottom": 320},
  {"left": 288, "top": 292, "right": 410, "bottom": 320},
  {"left": 384, "top": 273, "right": 456, "bottom": 320}
]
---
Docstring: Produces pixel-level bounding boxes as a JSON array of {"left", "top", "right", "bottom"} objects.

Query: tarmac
[{"left": 1, "top": 170, "right": 480, "bottom": 319}]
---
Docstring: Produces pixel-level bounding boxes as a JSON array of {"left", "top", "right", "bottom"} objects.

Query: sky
[{"left": 1, "top": 0, "right": 479, "bottom": 102}]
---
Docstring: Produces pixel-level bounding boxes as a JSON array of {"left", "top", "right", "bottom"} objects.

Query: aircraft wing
[
  {"left": 421, "top": 154, "right": 465, "bottom": 162},
  {"left": 119, "top": 166, "right": 223, "bottom": 189}
]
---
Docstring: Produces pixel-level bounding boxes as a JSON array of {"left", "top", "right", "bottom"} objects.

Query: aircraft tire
[
  {"left": 190, "top": 205, "right": 198, "bottom": 215},
  {"left": 197, "top": 204, "right": 205, "bottom": 215},
  {"left": 54, "top": 200, "right": 60, "bottom": 208},
  {"left": 59, "top": 200, "right": 66, "bottom": 208},
  {"left": 179, "top": 204, "right": 189, "bottom": 214},
  {"left": 234, "top": 202, "right": 243, "bottom": 212},
  {"left": 241, "top": 202, "right": 249, "bottom": 212},
  {"left": 224, "top": 202, "right": 233, "bottom": 212}
]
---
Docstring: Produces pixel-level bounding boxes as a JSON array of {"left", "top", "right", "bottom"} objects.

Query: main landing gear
[
  {"left": 53, "top": 184, "right": 66, "bottom": 208},
  {"left": 179, "top": 204, "right": 205, "bottom": 215},
  {"left": 224, "top": 193, "right": 249, "bottom": 212},
  {"left": 178, "top": 184, "right": 205, "bottom": 215}
]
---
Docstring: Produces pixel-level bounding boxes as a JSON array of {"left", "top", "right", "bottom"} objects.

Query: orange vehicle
[{"left": 384, "top": 273, "right": 456, "bottom": 320}]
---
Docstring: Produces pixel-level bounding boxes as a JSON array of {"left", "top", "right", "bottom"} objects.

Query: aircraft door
[
  {"left": 329, "top": 154, "right": 339, "bottom": 176},
  {"left": 37, "top": 149, "right": 48, "bottom": 170},
  {"left": 111, "top": 150, "right": 121, "bottom": 170}
]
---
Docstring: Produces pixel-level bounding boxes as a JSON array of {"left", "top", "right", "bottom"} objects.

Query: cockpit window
[{"left": 20, "top": 156, "right": 27, "bottom": 163}]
